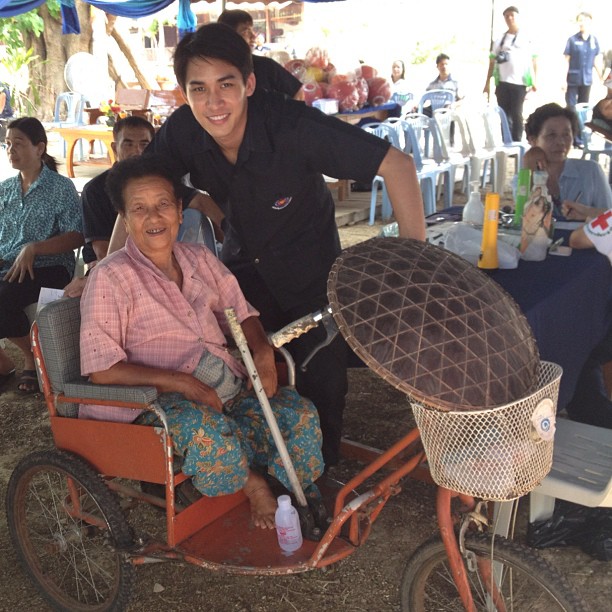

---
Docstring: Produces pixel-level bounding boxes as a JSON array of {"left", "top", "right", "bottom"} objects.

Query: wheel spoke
[
  {"left": 400, "top": 534, "right": 588, "bottom": 612},
  {"left": 6, "top": 450, "right": 135, "bottom": 610}
]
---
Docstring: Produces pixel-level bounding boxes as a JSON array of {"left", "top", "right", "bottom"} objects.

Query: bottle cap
[{"left": 277, "top": 495, "right": 291, "bottom": 508}]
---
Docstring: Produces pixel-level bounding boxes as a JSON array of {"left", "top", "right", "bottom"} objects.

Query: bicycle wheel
[
  {"left": 6, "top": 450, "right": 135, "bottom": 611},
  {"left": 400, "top": 533, "right": 588, "bottom": 611}
]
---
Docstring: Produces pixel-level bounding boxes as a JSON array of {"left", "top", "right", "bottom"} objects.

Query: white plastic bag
[{"left": 443, "top": 223, "right": 520, "bottom": 269}]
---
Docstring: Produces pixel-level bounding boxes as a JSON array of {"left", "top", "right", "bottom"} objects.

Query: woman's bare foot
[{"left": 244, "top": 470, "right": 277, "bottom": 529}]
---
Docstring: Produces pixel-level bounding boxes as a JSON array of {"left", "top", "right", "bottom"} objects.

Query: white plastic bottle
[
  {"left": 462, "top": 181, "right": 485, "bottom": 226},
  {"left": 275, "top": 495, "right": 303, "bottom": 553}
]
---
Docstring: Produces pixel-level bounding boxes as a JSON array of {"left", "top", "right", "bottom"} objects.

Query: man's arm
[
  {"left": 530, "top": 56, "right": 538, "bottom": 91},
  {"left": 569, "top": 225, "right": 594, "bottom": 249},
  {"left": 376, "top": 147, "right": 426, "bottom": 240},
  {"left": 483, "top": 57, "right": 496, "bottom": 96},
  {"left": 92, "top": 240, "right": 110, "bottom": 261}
]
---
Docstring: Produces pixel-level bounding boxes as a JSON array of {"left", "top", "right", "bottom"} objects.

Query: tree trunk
[
  {"left": 108, "top": 27, "right": 152, "bottom": 91},
  {"left": 24, "top": 2, "right": 93, "bottom": 120}
]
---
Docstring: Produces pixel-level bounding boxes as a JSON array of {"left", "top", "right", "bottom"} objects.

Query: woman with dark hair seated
[
  {"left": 523, "top": 102, "right": 611, "bottom": 221},
  {"left": 79, "top": 155, "right": 324, "bottom": 529},
  {"left": 0, "top": 117, "right": 82, "bottom": 393},
  {"left": 586, "top": 97, "right": 612, "bottom": 142}
]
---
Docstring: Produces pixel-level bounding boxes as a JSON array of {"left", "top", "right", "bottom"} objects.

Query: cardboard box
[{"left": 312, "top": 98, "right": 339, "bottom": 115}]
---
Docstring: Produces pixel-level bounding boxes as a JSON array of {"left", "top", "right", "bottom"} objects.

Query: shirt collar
[
  {"left": 560, "top": 159, "right": 581, "bottom": 180},
  {"left": 124, "top": 235, "right": 196, "bottom": 280},
  {"left": 23, "top": 163, "right": 48, "bottom": 196}
]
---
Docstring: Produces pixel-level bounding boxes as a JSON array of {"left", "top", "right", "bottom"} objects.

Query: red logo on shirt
[
  {"left": 591, "top": 210, "right": 612, "bottom": 233},
  {"left": 272, "top": 196, "right": 292, "bottom": 210}
]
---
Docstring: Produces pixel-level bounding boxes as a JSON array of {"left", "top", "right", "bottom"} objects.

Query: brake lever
[{"left": 300, "top": 306, "right": 338, "bottom": 372}]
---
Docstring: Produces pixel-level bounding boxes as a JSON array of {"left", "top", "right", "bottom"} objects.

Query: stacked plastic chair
[
  {"left": 361, "top": 122, "right": 401, "bottom": 224},
  {"left": 483, "top": 104, "right": 525, "bottom": 194},
  {"left": 389, "top": 114, "right": 453, "bottom": 215}
]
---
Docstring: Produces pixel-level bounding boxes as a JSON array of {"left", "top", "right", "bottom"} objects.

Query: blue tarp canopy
[{"left": 0, "top": 0, "right": 343, "bottom": 35}]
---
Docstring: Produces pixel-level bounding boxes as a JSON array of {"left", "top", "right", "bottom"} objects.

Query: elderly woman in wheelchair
[{"left": 79, "top": 155, "right": 324, "bottom": 529}]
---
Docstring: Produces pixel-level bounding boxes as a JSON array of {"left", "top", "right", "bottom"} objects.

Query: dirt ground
[{"left": 0, "top": 222, "right": 610, "bottom": 611}]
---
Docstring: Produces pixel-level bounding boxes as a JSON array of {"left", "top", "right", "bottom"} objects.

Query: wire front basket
[{"left": 412, "top": 362, "right": 562, "bottom": 501}]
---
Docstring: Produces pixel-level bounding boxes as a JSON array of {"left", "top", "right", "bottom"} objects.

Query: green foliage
[
  {"left": 0, "top": 6, "right": 49, "bottom": 117},
  {"left": 1, "top": 47, "right": 44, "bottom": 116},
  {"left": 0, "top": 12, "right": 43, "bottom": 50}
]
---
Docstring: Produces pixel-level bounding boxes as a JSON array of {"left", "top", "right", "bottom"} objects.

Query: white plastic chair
[
  {"left": 456, "top": 109, "right": 497, "bottom": 192},
  {"left": 432, "top": 108, "right": 471, "bottom": 198},
  {"left": 529, "top": 419, "right": 612, "bottom": 523},
  {"left": 483, "top": 105, "right": 525, "bottom": 194}
]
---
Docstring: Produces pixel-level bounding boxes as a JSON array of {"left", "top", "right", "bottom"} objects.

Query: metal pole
[{"left": 225, "top": 308, "right": 308, "bottom": 508}]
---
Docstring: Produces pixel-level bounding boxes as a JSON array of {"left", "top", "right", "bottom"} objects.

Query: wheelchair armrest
[{"left": 62, "top": 380, "right": 159, "bottom": 405}]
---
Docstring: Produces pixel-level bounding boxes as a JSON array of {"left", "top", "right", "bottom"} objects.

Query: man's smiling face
[{"left": 182, "top": 56, "right": 255, "bottom": 152}]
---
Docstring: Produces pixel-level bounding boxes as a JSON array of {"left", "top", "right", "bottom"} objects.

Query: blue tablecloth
[{"left": 488, "top": 234, "right": 612, "bottom": 411}]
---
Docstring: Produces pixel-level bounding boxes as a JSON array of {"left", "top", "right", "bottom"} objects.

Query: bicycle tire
[
  {"left": 400, "top": 533, "right": 589, "bottom": 611},
  {"left": 6, "top": 450, "right": 135, "bottom": 611}
]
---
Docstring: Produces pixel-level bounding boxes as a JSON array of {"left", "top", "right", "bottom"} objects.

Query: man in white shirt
[{"left": 483, "top": 6, "right": 538, "bottom": 141}]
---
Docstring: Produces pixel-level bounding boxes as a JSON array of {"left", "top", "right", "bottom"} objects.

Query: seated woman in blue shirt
[
  {"left": 523, "top": 103, "right": 612, "bottom": 220},
  {"left": 0, "top": 117, "right": 82, "bottom": 393}
]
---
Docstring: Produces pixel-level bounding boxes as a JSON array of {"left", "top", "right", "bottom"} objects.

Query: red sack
[
  {"left": 327, "top": 80, "right": 360, "bottom": 112},
  {"left": 367, "top": 77, "right": 392, "bottom": 106}
]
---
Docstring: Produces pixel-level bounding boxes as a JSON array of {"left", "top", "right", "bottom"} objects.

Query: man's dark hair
[
  {"left": 174, "top": 23, "right": 253, "bottom": 90},
  {"left": 218, "top": 9, "right": 253, "bottom": 30},
  {"left": 525, "top": 103, "right": 580, "bottom": 140},
  {"left": 435, "top": 53, "right": 450, "bottom": 64},
  {"left": 113, "top": 115, "right": 155, "bottom": 140},
  {"left": 503, "top": 6, "right": 519, "bottom": 16},
  {"left": 106, "top": 155, "right": 183, "bottom": 214}
]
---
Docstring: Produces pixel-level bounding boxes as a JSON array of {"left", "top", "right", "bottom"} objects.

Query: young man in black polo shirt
[
  {"left": 145, "top": 23, "right": 426, "bottom": 467},
  {"left": 217, "top": 9, "right": 303, "bottom": 100}
]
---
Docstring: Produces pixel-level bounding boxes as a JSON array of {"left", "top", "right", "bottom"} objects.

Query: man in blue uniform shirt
[
  {"left": 140, "top": 23, "right": 425, "bottom": 466},
  {"left": 564, "top": 12, "right": 603, "bottom": 112}
]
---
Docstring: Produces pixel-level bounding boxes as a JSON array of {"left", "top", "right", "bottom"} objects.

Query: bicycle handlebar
[{"left": 268, "top": 306, "right": 334, "bottom": 348}]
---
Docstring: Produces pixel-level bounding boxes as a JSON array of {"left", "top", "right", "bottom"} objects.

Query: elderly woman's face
[
  {"left": 531, "top": 116, "right": 573, "bottom": 164},
  {"left": 122, "top": 175, "right": 182, "bottom": 258}
]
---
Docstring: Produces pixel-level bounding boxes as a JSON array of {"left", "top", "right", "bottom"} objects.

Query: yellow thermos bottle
[{"left": 478, "top": 193, "right": 500, "bottom": 270}]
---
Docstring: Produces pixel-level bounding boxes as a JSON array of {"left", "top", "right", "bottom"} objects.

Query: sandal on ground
[
  {"left": 0, "top": 368, "right": 16, "bottom": 390},
  {"left": 17, "top": 369, "right": 39, "bottom": 395}
]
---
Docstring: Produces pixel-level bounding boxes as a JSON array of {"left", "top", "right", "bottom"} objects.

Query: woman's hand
[
  {"left": 3, "top": 243, "right": 36, "bottom": 282},
  {"left": 175, "top": 372, "right": 223, "bottom": 411},
  {"left": 561, "top": 201, "right": 602, "bottom": 221},
  {"left": 522, "top": 146, "right": 548, "bottom": 172},
  {"left": 63, "top": 275, "right": 88, "bottom": 298},
  {"left": 90, "top": 365, "right": 223, "bottom": 412}
]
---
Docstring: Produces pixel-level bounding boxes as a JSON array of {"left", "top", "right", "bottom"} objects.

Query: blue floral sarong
[{"left": 137, "top": 352, "right": 324, "bottom": 497}]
